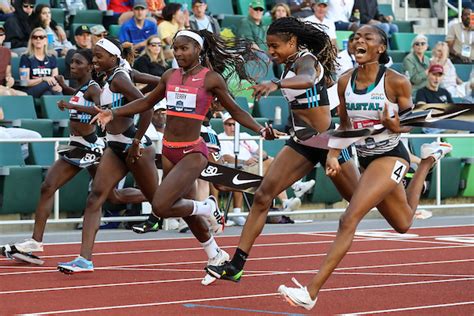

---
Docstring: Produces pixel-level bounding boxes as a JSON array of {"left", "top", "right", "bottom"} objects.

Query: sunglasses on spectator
[
  {"left": 23, "top": 3, "right": 34, "bottom": 8},
  {"left": 149, "top": 42, "right": 161, "bottom": 46},
  {"left": 32, "top": 35, "right": 46, "bottom": 40},
  {"left": 224, "top": 122, "right": 235, "bottom": 126},
  {"left": 414, "top": 42, "right": 427, "bottom": 46},
  {"left": 95, "top": 33, "right": 108, "bottom": 38},
  {"left": 0, "top": 33, "right": 5, "bottom": 36},
  {"left": 253, "top": 7, "right": 264, "bottom": 11}
]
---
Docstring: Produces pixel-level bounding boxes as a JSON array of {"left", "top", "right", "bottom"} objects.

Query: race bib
[
  {"left": 461, "top": 44, "right": 471, "bottom": 58},
  {"left": 391, "top": 160, "right": 407, "bottom": 183},
  {"left": 166, "top": 85, "right": 198, "bottom": 113}
]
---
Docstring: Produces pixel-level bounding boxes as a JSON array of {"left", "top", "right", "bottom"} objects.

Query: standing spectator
[
  {"left": 304, "top": 0, "right": 337, "bottom": 49},
  {"left": 270, "top": 3, "right": 291, "bottom": 21},
  {"left": 133, "top": 35, "right": 168, "bottom": 77},
  {"left": 275, "top": 0, "right": 313, "bottom": 18},
  {"left": 65, "top": 25, "right": 92, "bottom": 88},
  {"left": 327, "top": 0, "right": 357, "bottom": 31},
  {"left": 431, "top": 41, "right": 468, "bottom": 98},
  {"left": 0, "top": 25, "right": 26, "bottom": 96},
  {"left": 352, "top": 0, "right": 398, "bottom": 40},
  {"left": 90, "top": 25, "right": 108, "bottom": 47},
  {"left": 19, "top": 28, "right": 62, "bottom": 98},
  {"left": 119, "top": 0, "right": 158, "bottom": 52},
  {"left": 4, "top": 0, "right": 35, "bottom": 55},
  {"left": 238, "top": 0, "right": 268, "bottom": 50},
  {"left": 415, "top": 64, "right": 453, "bottom": 134},
  {"left": 446, "top": 7, "right": 473, "bottom": 64},
  {"left": 31, "top": 4, "right": 73, "bottom": 57},
  {"left": 159, "top": 3, "right": 185, "bottom": 60},
  {"left": 189, "top": 0, "right": 220, "bottom": 34},
  {"left": 335, "top": 32, "right": 356, "bottom": 78},
  {"left": 403, "top": 34, "right": 430, "bottom": 95}
]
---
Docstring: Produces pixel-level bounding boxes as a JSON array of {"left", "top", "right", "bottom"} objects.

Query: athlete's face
[
  {"left": 172, "top": 36, "right": 200, "bottom": 68},
  {"left": 93, "top": 45, "right": 116, "bottom": 73},
  {"left": 266, "top": 34, "right": 297, "bottom": 64},
  {"left": 70, "top": 53, "right": 92, "bottom": 79},
  {"left": 352, "top": 25, "right": 386, "bottom": 65}
]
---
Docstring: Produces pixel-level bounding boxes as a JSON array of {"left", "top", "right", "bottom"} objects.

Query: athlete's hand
[
  {"left": 57, "top": 100, "right": 72, "bottom": 111},
  {"left": 259, "top": 122, "right": 286, "bottom": 140},
  {"left": 55, "top": 75, "right": 66, "bottom": 88},
  {"left": 126, "top": 142, "right": 142, "bottom": 164},
  {"left": 325, "top": 156, "right": 341, "bottom": 177},
  {"left": 90, "top": 107, "right": 113, "bottom": 131},
  {"left": 380, "top": 103, "right": 410, "bottom": 133},
  {"left": 251, "top": 81, "right": 278, "bottom": 101}
]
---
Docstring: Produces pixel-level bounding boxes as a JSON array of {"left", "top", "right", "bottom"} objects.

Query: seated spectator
[
  {"left": 304, "top": 0, "right": 337, "bottom": 49},
  {"left": 103, "top": 0, "right": 133, "bottom": 28},
  {"left": 335, "top": 32, "right": 356, "bottom": 78},
  {"left": 353, "top": 0, "right": 398, "bottom": 41},
  {"left": 64, "top": 25, "right": 92, "bottom": 87},
  {"left": 271, "top": 3, "right": 291, "bottom": 21},
  {"left": 19, "top": 27, "right": 62, "bottom": 98},
  {"left": 147, "top": 0, "right": 166, "bottom": 22},
  {"left": 133, "top": 35, "right": 168, "bottom": 77},
  {"left": 275, "top": 0, "right": 313, "bottom": 18},
  {"left": 403, "top": 34, "right": 430, "bottom": 95},
  {"left": 31, "top": 4, "right": 73, "bottom": 57},
  {"left": 119, "top": 0, "right": 157, "bottom": 52},
  {"left": 431, "top": 41, "right": 468, "bottom": 98},
  {"left": 159, "top": 3, "right": 185, "bottom": 61},
  {"left": 4, "top": 0, "right": 35, "bottom": 55},
  {"left": 90, "top": 25, "right": 108, "bottom": 47},
  {"left": 0, "top": 25, "right": 26, "bottom": 96},
  {"left": 189, "top": 0, "right": 220, "bottom": 34},
  {"left": 0, "top": 0, "right": 14, "bottom": 21},
  {"left": 238, "top": 0, "right": 268, "bottom": 50},
  {"left": 415, "top": 64, "right": 453, "bottom": 134},
  {"left": 327, "top": 0, "right": 358, "bottom": 31},
  {"left": 0, "top": 106, "right": 41, "bottom": 160},
  {"left": 446, "top": 7, "right": 473, "bottom": 64}
]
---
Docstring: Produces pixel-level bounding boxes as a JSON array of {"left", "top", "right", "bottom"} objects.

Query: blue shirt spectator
[{"left": 119, "top": 0, "right": 157, "bottom": 51}]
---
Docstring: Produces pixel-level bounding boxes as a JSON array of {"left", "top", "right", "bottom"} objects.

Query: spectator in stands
[
  {"left": 90, "top": 25, "right": 108, "bottom": 47},
  {"left": 147, "top": 0, "right": 166, "bottom": 21},
  {"left": 0, "top": 106, "right": 41, "bottom": 160},
  {"left": 403, "top": 34, "right": 429, "bottom": 95},
  {"left": 446, "top": 7, "right": 473, "bottom": 64},
  {"left": 103, "top": 0, "right": 133, "bottom": 28},
  {"left": 189, "top": 0, "right": 220, "bottom": 34},
  {"left": 31, "top": 4, "right": 73, "bottom": 57},
  {"left": 335, "top": 32, "right": 356, "bottom": 78},
  {"left": 271, "top": 3, "right": 291, "bottom": 21},
  {"left": 159, "top": 3, "right": 185, "bottom": 60},
  {"left": 238, "top": 0, "right": 268, "bottom": 50},
  {"left": 133, "top": 35, "right": 168, "bottom": 77},
  {"left": 119, "top": 0, "right": 157, "bottom": 52},
  {"left": 304, "top": 0, "right": 337, "bottom": 49},
  {"left": 431, "top": 41, "right": 468, "bottom": 98},
  {"left": 218, "top": 112, "right": 302, "bottom": 224},
  {"left": 4, "top": 0, "right": 35, "bottom": 55},
  {"left": 275, "top": 0, "right": 313, "bottom": 18},
  {"left": 65, "top": 25, "right": 92, "bottom": 87},
  {"left": 415, "top": 64, "right": 453, "bottom": 134},
  {"left": 19, "top": 27, "right": 62, "bottom": 98},
  {"left": 0, "top": 25, "right": 26, "bottom": 96},
  {"left": 352, "top": 0, "right": 398, "bottom": 41},
  {"left": 0, "top": 0, "right": 14, "bottom": 22},
  {"left": 327, "top": 0, "right": 358, "bottom": 31}
]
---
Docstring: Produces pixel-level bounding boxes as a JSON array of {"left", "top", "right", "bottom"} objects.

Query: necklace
[{"left": 182, "top": 62, "right": 201, "bottom": 76}]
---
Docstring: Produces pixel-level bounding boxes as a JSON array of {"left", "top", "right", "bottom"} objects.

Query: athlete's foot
[
  {"left": 421, "top": 142, "right": 452, "bottom": 164},
  {"left": 132, "top": 219, "right": 160, "bottom": 234},
  {"left": 1, "top": 244, "right": 44, "bottom": 265},
  {"left": 278, "top": 278, "right": 318, "bottom": 310},
  {"left": 201, "top": 249, "right": 230, "bottom": 285},
  {"left": 206, "top": 195, "right": 225, "bottom": 235},
  {"left": 14, "top": 238, "right": 44, "bottom": 253},
  {"left": 205, "top": 261, "right": 243, "bottom": 282},
  {"left": 57, "top": 256, "right": 94, "bottom": 274}
]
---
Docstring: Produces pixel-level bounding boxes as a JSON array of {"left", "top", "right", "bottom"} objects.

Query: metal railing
[{"left": 0, "top": 133, "right": 473, "bottom": 225}]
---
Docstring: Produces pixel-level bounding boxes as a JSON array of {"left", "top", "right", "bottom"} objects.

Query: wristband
[
  {"left": 132, "top": 138, "right": 141, "bottom": 145},
  {"left": 259, "top": 127, "right": 265, "bottom": 137},
  {"left": 271, "top": 78, "right": 281, "bottom": 89}
]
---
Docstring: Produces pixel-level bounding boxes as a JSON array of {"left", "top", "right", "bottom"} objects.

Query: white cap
[
  {"left": 154, "top": 99, "right": 167, "bottom": 111},
  {"left": 222, "top": 112, "right": 233, "bottom": 123}
]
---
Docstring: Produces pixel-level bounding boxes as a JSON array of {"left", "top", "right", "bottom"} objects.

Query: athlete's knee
[
  {"left": 86, "top": 188, "right": 108, "bottom": 210},
  {"left": 393, "top": 220, "right": 412, "bottom": 234},
  {"left": 338, "top": 210, "right": 360, "bottom": 234},
  {"left": 253, "top": 188, "right": 274, "bottom": 210},
  {"left": 40, "top": 180, "right": 58, "bottom": 197},
  {"left": 151, "top": 198, "right": 172, "bottom": 218}
]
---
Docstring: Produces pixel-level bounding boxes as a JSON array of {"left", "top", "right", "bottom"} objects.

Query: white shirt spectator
[
  {"left": 304, "top": 15, "right": 337, "bottom": 40},
  {"left": 326, "top": 0, "right": 354, "bottom": 23},
  {"left": 218, "top": 132, "right": 258, "bottom": 161}
]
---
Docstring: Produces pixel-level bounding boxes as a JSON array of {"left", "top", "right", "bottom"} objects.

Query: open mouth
[{"left": 355, "top": 47, "right": 367, "bottom": 57}]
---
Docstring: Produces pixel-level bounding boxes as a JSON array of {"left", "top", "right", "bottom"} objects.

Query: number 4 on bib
[{"left": 391, "top": 160, "right": 407, "bottom": 183}]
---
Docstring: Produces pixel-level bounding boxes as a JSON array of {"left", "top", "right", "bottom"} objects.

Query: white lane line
[
  {"left": 351, "top": 301, "right": 474, "bottom": 315},
  {"left": 19, "top": 277, "right": 474, "bottom": 315}
]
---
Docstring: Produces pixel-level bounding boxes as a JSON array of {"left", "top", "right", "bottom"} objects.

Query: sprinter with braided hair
[{"left": 92, "top": 29, "right": 279, "bottom": 285}]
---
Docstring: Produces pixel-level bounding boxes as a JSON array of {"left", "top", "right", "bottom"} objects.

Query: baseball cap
[
  {"left": 133, "top": 0, "right": 147, "bottom": 9},
  {"left": 192, "top": 0, "right": 206, "bottom": 5},
  {"left": 0, "top": 25, "right": 5, "bottom": 32},
  {"left": 222, "top": 112, "right": 234, "bottom": 123},
  {"left": 75, "top": 25, "right": 91, "bottom": 36},
  {"left": 90, "top": 25, "right": 107, "bottom": 36},
  {"left": 153, "top": 100, "right": 167, "bottom": 111},
  {"left": 250, "top": 0, "right": 265, "bottom": 10},
  {"left": 428, "top": 64, "right": 444, "bottom": 74},
  {"left": 315, "top": 0, "right": 328, "bottom": 5}
]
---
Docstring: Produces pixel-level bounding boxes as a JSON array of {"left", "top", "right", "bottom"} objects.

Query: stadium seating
[
  {"left": 389, "top": 62, "right": 404, "bottom": 74},
  {"left": 108, "top": 24, "right": 121, "bottom": 37},
  {"left": 0, "top": 96, "right": 37, "bottom": 119},
  {"left": 308, "top": 165, "right": 343, "bottom": 204},
  {"left": 426, "top": 34, "right": 445, "bottom": 51},
  {"left": 220, "top": 15, "right": 245, "bottom": 35},
  {"left": 455, "top": 64, "right": 472, "bottom": 82},
  {"left": 51, "top": 8, "right": 65, "bottom": 26},
  {"left": 236, "top": 0, "right": 252, "bottom": 15},
  {"left": 73, "top": 10, "right": 103, "bottom": 24},
  {"left": 388, "top": 50, "right": 408, "bottom": 63},
  {"left": 235, "top": 96, "right": 251, "bottom": 113},
  {"left": 391, "top": 33, "right": 417, "bottom": 52},
  {"left": 336, "top": 30, "right": 353, "bottom": 51},
  {"left": 443, "top": 137, "right": 474, "bottom": 197},
  {"left": 425, "top": 157, "right": 463, "bottom": 199},
  {"left": 206, "top": 0, "right": 234, "bottom": 15},
  {"left": 252, "top": 96, "right": 289, "bottom": 130},
  {"left": 59, "top": 169, "right": 91, "bottom": 214}
]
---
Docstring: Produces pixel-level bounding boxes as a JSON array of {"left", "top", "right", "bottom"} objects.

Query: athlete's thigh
[
  {"left": 91, "top": 148, "right": 128, "bottom": 193},
  {"left": 43, "top": 158, "right": 82, "bottom": 189},
  {"left": 376, "top": 182, "right": 411, "bottom": 226},
  {"left": 347, "top": 157, "right": 408, "bottom": 216},
  {"left": 128, "top": 147, "right": 159, "bottom": 201},
  {"left": 257, "top": 146, "right": 315, "bottom": 197}
]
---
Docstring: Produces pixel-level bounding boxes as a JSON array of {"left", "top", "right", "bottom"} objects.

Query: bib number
[
  {"left": 167, "top": 85, "right": 198, "bottom": 113},
  {"left": 391, "top": 160, "right": 407, "bottom": 183}
]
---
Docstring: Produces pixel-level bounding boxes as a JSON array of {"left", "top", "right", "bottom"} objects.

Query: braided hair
[
  {"left": 267, "top": 17, "right": 337, "bottom": 83},
  {"left": 174, "top": 29, "right": 267, "bottom": 83},
  {"left": 368, "top": 25, "right": 390, "bottom": 65}
]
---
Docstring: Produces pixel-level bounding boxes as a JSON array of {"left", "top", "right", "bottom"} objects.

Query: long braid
[{"left": 267, "top": 17, "right": 337, "bottom": 83}]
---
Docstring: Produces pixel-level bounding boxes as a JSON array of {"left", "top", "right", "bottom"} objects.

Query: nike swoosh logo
[
  {"left": 232, "top": 175, "right": 260, "bottom": 186},
  {"left": 191, "top": 78, "right": 203, "bottom": 82},
  {"left": 183, "top": 148, "right": 194, "bottom": 154}
]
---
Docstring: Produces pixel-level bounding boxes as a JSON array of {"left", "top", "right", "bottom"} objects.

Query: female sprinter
[
  {"left": 206, "top": 16, "right": 360, "bottom": 283},
  {"left": 93, "top": 30, "right": 278, "bottom": 283},
  {"left": 278, "top": 25, "right": 452, "bottom": 310},
  {"left": 1, "top": 49, "right": 145, "bottom": 264},
  {"left": 56, "top": 39, "right": 158, "bottom": 274}
]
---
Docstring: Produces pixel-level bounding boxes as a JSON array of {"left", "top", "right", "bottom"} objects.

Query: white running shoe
[
  {"left": 207, "top": 196, "right": 225, "bottom": 235},
  {"left": 14, "top": 238, "right": 44, "bottom": 253},
  {"left": 232, "top": 215, "right": 246, "bottom": 226},
  {"left": 292, "top": 179, "right": 316, "bottom": 198},
  {"left": 278, "top": 278, "right": 318, "bottom": 311},
  {"left": 420, "top": 142, "right": 452, "bottom": 162},
  {"left": 201, "top": 249, "right": 230, "bottom": 286},
  {"left": 282, "top": 197, "right": 302, "bottom": 212},
  {"left": 415, "top": 209, "right": 433, "bottom": 220}
]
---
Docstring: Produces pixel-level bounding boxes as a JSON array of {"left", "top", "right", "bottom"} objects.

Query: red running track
[{"left": 0, "top": 225, "right": 473, "bottom": 315}]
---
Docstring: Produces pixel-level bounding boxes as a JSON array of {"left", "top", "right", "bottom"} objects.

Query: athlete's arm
[
  {"left": 382, "top": 70, "right": 412, "bottom": 133},
  {"left": 131, "top": 69, "right": 161, "bottom": 94}
]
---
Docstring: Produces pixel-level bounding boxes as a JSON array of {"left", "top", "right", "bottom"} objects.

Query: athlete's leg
[
  {"left": 329, "top": 158, "right": 360, "bottom": 202},
  {"left": 127, "top": 147, "right": 159, "bottom": 203}
]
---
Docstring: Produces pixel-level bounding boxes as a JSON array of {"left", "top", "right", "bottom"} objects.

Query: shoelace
[{"left": 291, "top": 277, "right": 305, "bottom": 289}]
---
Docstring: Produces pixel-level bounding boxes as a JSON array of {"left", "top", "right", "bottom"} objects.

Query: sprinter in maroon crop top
[{"left": 93, "top": 29, "right": 281, "bottom": 284}]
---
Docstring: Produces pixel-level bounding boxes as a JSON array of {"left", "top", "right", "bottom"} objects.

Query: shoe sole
[
  {"left": 11, "top": 252, "right": 44, "bottom": 265},
  {"left": 57, "top": 266, "right": 94, "bottom": 274},
  {"left": 278, "top": 287, "right": 313, "bottom": 311},
  {"left": 201, "top": 274, "right": 217, "bottom": 286}
]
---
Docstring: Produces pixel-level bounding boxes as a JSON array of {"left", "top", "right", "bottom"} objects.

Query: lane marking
[
  {"left": 183, "top": 303, "right": 304, "bottom": 315},
  {"left": 355, "top": 231, "right": 419, "bottom": 238},
  {"left": 436, "top": 237, "right": 474, "bottom": 244},
  {"left": 352, "top": 301, "right": 474, "bottom": 315}
]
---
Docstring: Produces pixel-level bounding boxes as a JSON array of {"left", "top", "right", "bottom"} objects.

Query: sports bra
[
  {"left": 69, "top": 80, "right": 100, "bottom": 123},
  {"left": 100, "top": 67, "right": 130, "bottom": 113}
]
